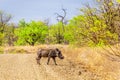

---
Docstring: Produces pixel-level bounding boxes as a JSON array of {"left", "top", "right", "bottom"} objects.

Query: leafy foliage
[
  {"left": 1, "top": 0, "right": 120, "bottom": 47},
  {"left": 15, "top": 20, "right": 48, "bottom": 46},
  {"left": 0, "top": 10, "right": 12, "bottom": 46},
  {"left": 0, "top": 33, "right": 4, "bottom": 46},
  {"left": 68, "top": 3, "right": 118, "bottom": 46},
  {"left": 4, "top": 23, "right": 16, "bottom": 46},
  {"left": 116, "top": 0, "right": 120, "bottom": 3}
]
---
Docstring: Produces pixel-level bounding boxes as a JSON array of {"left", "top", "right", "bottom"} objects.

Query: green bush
[
  {"left": 15, "top": 20, "right": 48, "bottom": 46},
  {"left": 0, "top": 47, "right": 4, "bottom": 54}
]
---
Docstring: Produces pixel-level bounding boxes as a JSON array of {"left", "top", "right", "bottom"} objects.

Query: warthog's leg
[
  {"left": 52, "top": 57, "right": 57, "bottom": 65},
  {"left": 36, "top": 57, "right": 41, "bottom": 65},
  {"left": 47, "top": 57, "right": 51, "bottom": 65}
]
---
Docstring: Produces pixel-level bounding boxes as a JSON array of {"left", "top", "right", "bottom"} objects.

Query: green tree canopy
[{"left": 15, "top": 20, "right": 48, "bottom": 46}]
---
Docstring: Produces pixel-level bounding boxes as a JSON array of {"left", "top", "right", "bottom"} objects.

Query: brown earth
[
  {"left": 1, "top": 45, "right": 120, "bottom": 80},
  {"left": 0, "top": 53, "right": 103, "bottom": 80}
]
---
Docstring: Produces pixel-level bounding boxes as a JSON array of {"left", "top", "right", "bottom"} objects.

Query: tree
[
  {"left": 4, "top": 23, "right": 16, "bottom": 46},
  {"left": 116, "top": 0, "right": 120, "bottom": 3},
  {"left": 48, "top": 22, "right": 64, "bottom": 44},
  {"left": 95, "top": 0, "right": 120, "bottom": 42},
  {"left": 0, "top": 10, "right": 12, "bottom": 33},
  {"left": 55, "top": 8, "right": 67, "bottom": 44},
  {"left": 0, "top": 10, "right": 12, "bottom": 46},
  {"left": 15, "top": 21, "right": 48, "bottom": 46},
  {"left": 68, "top": 2, "right": 118, "bottom": 46}
]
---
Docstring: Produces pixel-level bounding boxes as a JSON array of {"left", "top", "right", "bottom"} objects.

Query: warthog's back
[{"left": 37, "top": 49, "right": 51, "bottom": 57}]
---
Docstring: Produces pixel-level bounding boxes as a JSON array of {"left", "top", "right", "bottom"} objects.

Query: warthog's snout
[{"left": 60, "top": 56, "right": 64, "bottom": 59}]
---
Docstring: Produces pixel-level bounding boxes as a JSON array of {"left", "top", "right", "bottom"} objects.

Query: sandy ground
[
  {"left": 1, "top": 45, "right": 120, "bottom": 80},
  {"left": 0, "top": 54, "right": 85, "bottom": 80},
  {"left": 1, "top": 53, "right": 117, "bottom": 80},
  {"left": 0, "top": 53, "right": 120, "bottom": 80}
]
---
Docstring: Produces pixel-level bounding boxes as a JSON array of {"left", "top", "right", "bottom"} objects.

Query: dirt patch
[
  {"left": 0, "top": 54, "right": 105, "bottom": 80},
  {"left": 2, "top": 45, "right": 120, "bottom": 80}
]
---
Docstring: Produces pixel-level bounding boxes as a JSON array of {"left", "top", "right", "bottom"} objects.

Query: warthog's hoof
[
  {"left": 36, "top": 58, "right": 39, "bottom": 60},
  {"left": 37, "top": 63, "right": 40, "bottom": 65}
]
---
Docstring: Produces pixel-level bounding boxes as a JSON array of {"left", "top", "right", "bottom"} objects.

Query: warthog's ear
[
  {"left": 55, "top": 48, "right": 59, "bottom": 54},
  {"left": 38, "top": 49, "right": 42, "bottom": 52}
]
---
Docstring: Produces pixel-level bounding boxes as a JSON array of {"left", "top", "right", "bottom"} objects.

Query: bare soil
[{"left": 0, "top": 54, "right": 86, "bottom": 80}]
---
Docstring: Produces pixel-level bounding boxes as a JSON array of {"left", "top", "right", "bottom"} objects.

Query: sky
[{"left": 0, "top": 0, "right": 94, "bottom": 24}]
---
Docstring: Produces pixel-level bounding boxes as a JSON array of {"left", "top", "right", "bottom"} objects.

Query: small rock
[{"left": 78, "top": 71, "right": 82, "bottom": 75}]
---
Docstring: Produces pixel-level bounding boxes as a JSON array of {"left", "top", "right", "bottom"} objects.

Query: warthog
[{"left": 36, "top": 48, "right": 64, "bottom": 65}]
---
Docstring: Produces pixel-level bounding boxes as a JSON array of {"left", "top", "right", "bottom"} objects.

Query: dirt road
[{"left": 0, "top": 54, "right": 84, "bottom": 80}]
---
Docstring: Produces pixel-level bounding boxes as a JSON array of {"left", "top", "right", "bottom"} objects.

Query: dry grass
[
  {"left": 76, "top": 47, "right": 120, "bottom": 80},
  {"left": 3, "top": 44, "right": 120, "bottom": 80},
  {"left": 60, "top": 46, "right": 120, "bottom": 80},
  {"left": 4, "top": 44, "right": 67, "bottom": 54},
  {"left": 0, "top": 46, "right": 4, "bottom": 54}
]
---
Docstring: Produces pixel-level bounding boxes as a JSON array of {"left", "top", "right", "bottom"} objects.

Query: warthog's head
[{"left": 55, "top": 48, "right": 64, "bottom": 59}]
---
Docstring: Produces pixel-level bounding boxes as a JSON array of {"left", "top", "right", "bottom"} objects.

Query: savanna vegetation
[
  {"left": 1, "top": 0, "right": 120, "bottom": 64},
  {"left": 1, "top": 0, "right": 120, "bottom": 80},
  {"left": 0, "top": 0, "right": 120, "bottom": 47}
]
